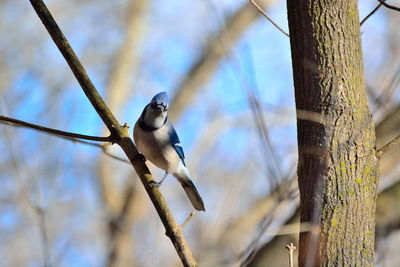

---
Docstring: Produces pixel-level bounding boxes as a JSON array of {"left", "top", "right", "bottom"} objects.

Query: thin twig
[
  {"left": 101, "top": 147, "right": 130, "bottom": 163},
  {"left": 377, "top": 134, "right": 400, "bottom": 159},
  {"left": 285, "top": 243, "right": 296, "bottom": 267},
  {"left": 1, "top": 116, "right": 130, "bottom": 163},
  {"left": 249, "top": 0, "right": 290, "bottom": 37},
  {"left": 374, "top": 66, "right": 400, "bottom": 107},
  {"left": 181, "top": 211, "right": 195, "bottom": 229},
  {"left": 378, "top": 0, "right": 400, "bottom": 12},
  {"left": 71, "top": 139, "right": 130, "bottom": 163},
  {"left": 360, "top": 3, "right": 383, "bottom": 26},
  {"left": 36, "top": 207, "right": 50, "bottom": 267},
  {"left": 0, "top": 115, "right": 113, "bottom": 142}
]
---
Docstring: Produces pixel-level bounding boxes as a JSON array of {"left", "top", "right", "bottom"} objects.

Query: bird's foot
[
  {"left": 150, "top": 172, "right": 168, "bottom": 189},
  {"left": 150, "top": 181, "right": 163, "bottom": 189}
]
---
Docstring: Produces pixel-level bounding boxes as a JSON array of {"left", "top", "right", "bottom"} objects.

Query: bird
[{"left": 133, "top": 92, "right": 205, "bottom": 211}]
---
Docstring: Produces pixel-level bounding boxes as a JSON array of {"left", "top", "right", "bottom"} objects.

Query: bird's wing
[{"left": 167, "top": 125, "right": 186, "bottom": 166}]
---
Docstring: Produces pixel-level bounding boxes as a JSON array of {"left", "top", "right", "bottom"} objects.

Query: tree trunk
[{"left": 287, "top": 0, "right": 379, "bottom": 266}]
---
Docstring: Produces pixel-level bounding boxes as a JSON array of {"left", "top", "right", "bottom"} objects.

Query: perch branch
[{"left": 27, "top": 0, "right": 197, "bottom": 265}]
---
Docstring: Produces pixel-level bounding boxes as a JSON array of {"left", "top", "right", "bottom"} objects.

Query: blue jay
[{"left": 133, "top": 92, "right": 205, "bottom": 211}]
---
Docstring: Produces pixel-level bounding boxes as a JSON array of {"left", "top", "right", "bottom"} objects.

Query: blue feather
[{"left": 168, "top": 125, "right": 185, "bottom": 166}]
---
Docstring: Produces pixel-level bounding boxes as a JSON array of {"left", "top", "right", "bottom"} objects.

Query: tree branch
[
  {"left": 27, "top": 0, "right": 197, "bottom": 265},
  {"left": 377, "top": 133, "right": 400, "bottom": 159},
  {"left": 360, "top": 2, "right": 383, "bottom": 26},
  {"left": 0, "top": 115, "right": 113, "bottom": 142},
  {"left": 249, "top": 0, "right": 289, "bottom": 37},
  {"left": 1, "top": 115, "right": 130, "bottom": 163},
  {"left": 378, "top": 0, "right": 400, "bottom": 12}
]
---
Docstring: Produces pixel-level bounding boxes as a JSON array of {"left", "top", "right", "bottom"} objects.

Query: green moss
[{"left": 357, "top": 178, "right": 362, "bottom": 185}]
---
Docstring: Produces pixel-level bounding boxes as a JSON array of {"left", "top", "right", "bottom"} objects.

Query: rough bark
[
  {"left": 246, "top": 104, "right": 400, "bottom": 266},
  {"left": 287, "top": 0, "right": 379, "bottom": 266}
]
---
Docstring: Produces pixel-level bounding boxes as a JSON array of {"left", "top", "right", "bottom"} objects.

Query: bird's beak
[{"left": 155, "top": 104, "right": 167, "bottom": 113}]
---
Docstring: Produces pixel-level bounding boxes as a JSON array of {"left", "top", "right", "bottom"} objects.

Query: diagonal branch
[
  {"left": 0, "top": 115, "right": 113, "bottom": 142},
  {"left": 29, "top": 1, "right": 118, "bottom": 131},
  {"left": 27, "top": 0, "right": 197, "bottom": 266},
  {"left": 377, "top": 133, "right": 400, "bottom": 159},
  {"left": 249, "top": 0, "right": 289, "bottom": 37},
  {"left": 378, "top": 0, "right": 400, "bottom": 12},
  {"left": 360, "top": 2, "right": 383, "bottom": 26}
]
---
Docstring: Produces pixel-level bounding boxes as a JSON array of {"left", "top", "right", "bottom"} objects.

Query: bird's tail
[{"left": 177, "top": 176, "right": 205, "bottom": 211}]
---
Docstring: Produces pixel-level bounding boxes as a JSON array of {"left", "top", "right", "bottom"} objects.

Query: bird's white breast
[{"left": 133, "top": 122, "right": 181, "bottom": 173}]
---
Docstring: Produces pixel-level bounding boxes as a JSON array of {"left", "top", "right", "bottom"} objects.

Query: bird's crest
[{"left": 151, "top": 92, "right": 169, "bottom": 110}]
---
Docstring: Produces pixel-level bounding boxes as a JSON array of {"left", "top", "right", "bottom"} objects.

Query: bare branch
[
  {"left": 360, "top": 2, "right": 383, "bottom": 26},
  {"left": 0, "top": 115, "right": 113, "bottom": 142},
  {"left": 28, "top": 0, "right": 197, "bottom": 265},
  {"left": 285, "top": 243, "right": 296, "bottom": 267},
  {"left": 36, "top": 207, "right": 50, "bottom": 267},
  {"left": 378, "top": 0, "right": 400, "bottom": 12},
  {"left": 106, "top": 183, "right": 136, "bottom": 267},
  {"left": 101, "top": 146, "right": 130, "bottom": 163},
  {"left": 377, "top": 133, "right": 400, "bottom": 159},
  {"left": 1, "top": 115, "right": 130, "bottom": 163},
  {"left": 249, "top": 0, "right": 289, "bottom": 37},
  {"left": 181, "top": 211, "right": 196, "bottom": 229}
]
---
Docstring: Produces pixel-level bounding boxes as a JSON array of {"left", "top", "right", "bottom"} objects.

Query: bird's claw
[{"left": 150, "top": 181, "right": 162, "bottom": 189}]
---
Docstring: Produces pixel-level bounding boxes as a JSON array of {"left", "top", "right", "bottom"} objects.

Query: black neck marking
[
  {"left": 139, "top": 119, "right": 159, "bottom": 132},
  {"left": 138, "top": 106, "right": 168, "bottom": 132}
]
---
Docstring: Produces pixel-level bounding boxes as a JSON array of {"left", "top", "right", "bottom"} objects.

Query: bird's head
[
  {"left": 150, "top": 92, "right": 169, "bottom": 113},
  {"left": 140, "top": 92, "right": 169, "bottom": 130}
]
